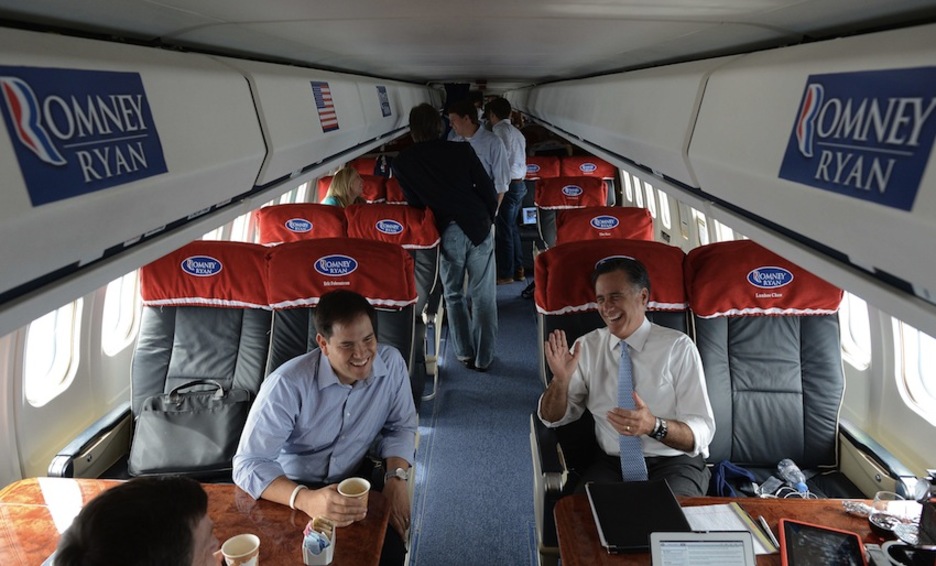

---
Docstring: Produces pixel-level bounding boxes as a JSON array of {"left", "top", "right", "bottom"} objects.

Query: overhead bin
[
  {"left": 217, "top": 59, "right": 368, "bottom": 186},
  {"left": 0, "top": 28, "right": 266, "bottom": 302},
  {"left": 519, "top": 58, "right": 735, "bottom": 188},
  {"left": 355, "top": 79, "right": 422, "bottom": 141},
  {"left": 689, "top": 23, "right": 936, "bottom": 302}
]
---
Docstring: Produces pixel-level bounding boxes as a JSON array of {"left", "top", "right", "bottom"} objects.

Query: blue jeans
[
  {"left": 439, "top": 223, "right": 498, "bottom": 369},
  {"left": 495, "top": 180, "right": 527, "bottom": 278}
]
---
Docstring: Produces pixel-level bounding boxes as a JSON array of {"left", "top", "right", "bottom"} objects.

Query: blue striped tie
[{"left": 619, "top": 342, "right": 648, "bottom": 481}]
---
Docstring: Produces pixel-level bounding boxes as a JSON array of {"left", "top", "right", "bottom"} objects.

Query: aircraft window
[
  {"left": 692, "top": 208, "right": 709, "bottom": 246},
  {"left": 231, "top": 212, "right": 253, "bottom": 242},
  {"left": 643, "top": 182, "right": 657, "bottom": 219},
  {"left": 658, "top": 190, "right": 672, "bottom": 230},
  {"left": 202, "top": 226, "right": 224, "bottom": 240},
  {"left": 839, "top": 293, "right": 871, "bottom": 370},
  {"left": 101, "top": 273, "right": 140, "bottom": 357},
  {"left": 633, "top": 177, "right": 645, "bottom": 208},
  {"left": 622, "top": 171, "right": 634, "bottom": 204},
  {"left": 25, "top": 300, "right": 83, "bottom": 407},
  {"left": 296, "top": 181, "right": 311, "bottom": 203},
  {"left": 896, "top": 322, "right": 936, "bottom": 422},
  {"left": 714, "top": 220, "right": 735, "bottom": 242}
]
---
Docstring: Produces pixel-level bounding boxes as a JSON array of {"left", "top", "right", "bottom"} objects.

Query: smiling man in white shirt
[{"left": 538, "top": 257, "right": 716, "bottom": 496}]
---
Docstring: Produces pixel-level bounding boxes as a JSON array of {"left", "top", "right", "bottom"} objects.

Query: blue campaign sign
[
  {"left": 376, "top": 85, "right": 392, "bottom": 117},
  {"left": 0, "top": 66, "right": 168, "bottom": 206},
  {"left": 778, "top": 67, "right": 936, "bottom": 211}
]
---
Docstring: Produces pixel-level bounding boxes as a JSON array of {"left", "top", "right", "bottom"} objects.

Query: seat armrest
[
  {"left": 48, "top": 401, "right": 132, "bottom": 478},
  {"left": 530, "top": 414, "right": 568, "bottom": 493},
  {"left": 839, "top": 418, "right": 918, "bottom": 496}
]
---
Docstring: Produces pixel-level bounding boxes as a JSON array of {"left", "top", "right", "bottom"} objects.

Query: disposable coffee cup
[
  {"left": 221, "top": 533, "right": 260, "bottom": 566},
  {"left": 337, "top": 477, "right": 370, "bottom": 505}
]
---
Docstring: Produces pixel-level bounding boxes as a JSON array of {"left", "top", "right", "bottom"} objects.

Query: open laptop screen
[{"left": 651, "top": 532, "right": 756, "bottom": 566}]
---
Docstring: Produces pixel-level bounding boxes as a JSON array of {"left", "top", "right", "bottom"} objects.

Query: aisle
[{"left": 409, "top": 281, "right": 544, "bottom": 566}]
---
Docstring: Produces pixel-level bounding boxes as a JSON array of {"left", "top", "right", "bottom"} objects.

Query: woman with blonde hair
[{"left": 321, "top": 167, "right": 365, "bottom": 207}]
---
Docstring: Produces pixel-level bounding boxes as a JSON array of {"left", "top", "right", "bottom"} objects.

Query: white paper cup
[
  {"left": 337, "top": 477, "right": 371, "bottom": 505},
  {"left": 221, "top": 533, "right": 260, "bottom": 566}
]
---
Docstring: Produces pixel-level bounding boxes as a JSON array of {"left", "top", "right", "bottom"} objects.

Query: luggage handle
[{"left": 168, "top": 379, "right": 225, "bottom": 403}]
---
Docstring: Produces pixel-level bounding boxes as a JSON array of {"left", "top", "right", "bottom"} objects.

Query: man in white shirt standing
[
  {"left": 485, "top": 97, "right": 528, "bottom": 285},
  {"left": 448, "top": 99, "right": 510, "bottom": 206},
  {"left": 538, "top": 257, "right": 716, "bottom": 496}
]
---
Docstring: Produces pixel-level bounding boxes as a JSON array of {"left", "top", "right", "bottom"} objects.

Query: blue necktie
[{"left": 618, "top": 342, "right": 648, "bottom": 481}]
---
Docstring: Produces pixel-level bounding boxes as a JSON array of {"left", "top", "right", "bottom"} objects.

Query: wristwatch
[
  {"left": 650, "top": 417, "right": 668, "bottom": 441},
  {"left": 384, "top": 467, "right": 410, "bottom": 483}
]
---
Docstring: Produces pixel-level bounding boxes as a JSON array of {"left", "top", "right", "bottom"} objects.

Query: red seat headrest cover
[
  {"left": 535, "top": 177, "right": 607, "bottom": 210},
  {"left": 560, "top": 156, "right": 616, "bottom": 179},
  {"left": 534, "top": 239, "right": 686, "bottom": 315},
  {"left": 525, "top": 156, "right": 561, "bottom": 179},
  {"left": 385, "top": 177, "right": 407, "bottom": 205},
  {"left": 141, "top": 241, "right": 270, "bottom": 309},
  {"left": 555, "top": 206, "right": 654, "bottom": 245},
  {"left": 256, "top": 203, "right": 347, "bottom": 245},
  {"left": 267, "top": 238, "right": 416, "bottom": 310},
  {"left": 685, "top": 240, "right": 843, "bottom": 318},
  {"left": 345, "top": 204, "right": 440, "bottom": 249}
]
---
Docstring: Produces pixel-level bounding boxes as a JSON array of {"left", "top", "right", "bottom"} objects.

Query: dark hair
[
  {"left": 591, "top": 257, "right": 651, "bottom": 295},
  {"left": 408, "top": 103, "right": 443, "bottom": 142},
  {"left": 485, "top": 97, "right": 512, "bottom": 121},
  {"left": 314, "top": 290, "right": 377, "bottom": 340},
  {"left": 447, "top": 99, "right": 479, "bottom": 124},
  {"left": 468, "top": 90, "right": 484, "bottom": 107},
  {"left": 55, "top": 476, "right": 208, "bottom": 566}
]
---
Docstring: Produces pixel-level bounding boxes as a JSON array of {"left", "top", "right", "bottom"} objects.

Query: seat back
[
  {"left": 534, "top": 176, "right": 607, "bottom": 248},
  {"left": 317, "top": 174, "right": 387, "bottom": 203},
  {"left": 345, "top": 204, "right": 439, "bottom": 404},
  {"left": 685, "top": 240, "right": 845, "bottom": 469},
  {"left": 385, "top": 177, "right": 407, "bottom": 204},
  {"left": 555, "top": 206, "right": 653, "bottom": 245},
  {"left": 265, "top": 238, "right": 418, "bottom": 397},
  {"left": 560, "top": 155, "right": 617, "bottom": 206},
  {"left": 255, "top": 203, "right": 347, "bottom": 245},
  {"left": 525, "top": 155, "right": 561, "bottom": 180},
  {"left": 533, "top": 238, "right": 688, "bottom": 385},
  {"left": 348, "top": 155, "right": 392, "bottom": 178}
]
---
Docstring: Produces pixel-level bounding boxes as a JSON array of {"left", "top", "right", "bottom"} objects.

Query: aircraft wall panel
[
  {"left": 0, "top": 28, "right": 266, "bottom": 301},
  {"left": 391, "top": 84, "right": 434, "bottom": 129},
  {"left": 520, "top": 59, "right": 734, "bottom": 188},
  {"left": 355, "top": 79, "right": 419, "bottom": 140},
  {"left": 689, "top": 23, "right": 936, "bottom": 302}
]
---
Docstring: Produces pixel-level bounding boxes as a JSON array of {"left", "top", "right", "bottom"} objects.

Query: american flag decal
[{"left": 311, "top": 81, "right": 339, "bottom": 132}]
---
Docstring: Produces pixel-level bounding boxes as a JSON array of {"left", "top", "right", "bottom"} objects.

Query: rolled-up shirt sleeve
[
  {"left": 376, "top": 350, "right": 417, "bottom": 464},
  {"left": 670, "top": 337, "right": 716, "bottom": 458},
  {"left": 233, "top": 372, "right": 300, "bottom": 499}
]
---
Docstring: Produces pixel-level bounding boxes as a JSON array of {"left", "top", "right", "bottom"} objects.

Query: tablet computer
[
  {"left": 778, "top": 518, "right": 867, "bottom": 566},
  {"left": 650, "top": 531, "right": 756, "bottom": 566}
]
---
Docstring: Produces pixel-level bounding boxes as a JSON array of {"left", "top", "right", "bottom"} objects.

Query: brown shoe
[
  {"left": 513, "top": 267, "right": 525, "bottom": 281},
  {"left": 496, "top": 277, "right": 514, "bottom": 285}
]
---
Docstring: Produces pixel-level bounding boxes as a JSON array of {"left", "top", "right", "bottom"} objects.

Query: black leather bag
[{"left": 128, "top": 379, "right": 250, "bottom": 476}]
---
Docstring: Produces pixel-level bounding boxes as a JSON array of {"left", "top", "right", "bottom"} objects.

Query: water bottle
[{"left": 777, "top": 458, "right": 808, "bottom": 493}]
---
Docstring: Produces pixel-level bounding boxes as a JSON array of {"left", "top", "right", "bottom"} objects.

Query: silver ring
[{"left": 626, "top": 426, "right": 631, "bottom": 431}]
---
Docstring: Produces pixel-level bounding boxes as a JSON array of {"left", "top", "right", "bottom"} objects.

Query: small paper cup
[
  {"left": 221, "top": 533, "right": 260, "bottom": 566},
  {"left": 337, "top": 477, "right": 370, "bottom": 505}
]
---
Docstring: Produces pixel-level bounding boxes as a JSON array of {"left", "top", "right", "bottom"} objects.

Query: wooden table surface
[{"left": 0, "top": 477, "right": 389, "bottom": 565}]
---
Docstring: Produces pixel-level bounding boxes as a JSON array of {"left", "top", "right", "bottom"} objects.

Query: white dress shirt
[
  {"left": 492, "top": 119, "right": 527, "bottom": 180},
  {"left": 538, "top": 318, "right": 715, "bottom": 459},
  {"left": 456, "top": 126, "right": 510, "bottom": 194}
]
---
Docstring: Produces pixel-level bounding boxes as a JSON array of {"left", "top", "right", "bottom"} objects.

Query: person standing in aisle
[{"left": 485, "top": 97, "right": 528, "bottom": 284}]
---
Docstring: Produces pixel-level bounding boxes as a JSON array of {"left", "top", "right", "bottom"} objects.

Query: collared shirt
[
  {"left": 455, "top": 126, "right": 510, "bottom": 194},
  {"left": 492, "top": 120, "right": 527, "bottom": 180},
  {"left": 538, "top": 318, "right": 715, "bottom": 459},
  {"left": 233, "top": 344, "right": 417, "bottom": 499}
]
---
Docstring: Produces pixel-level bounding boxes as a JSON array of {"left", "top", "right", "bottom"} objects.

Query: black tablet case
[{"left": 585, "top": 479, "right": 692, "bottom": 553}]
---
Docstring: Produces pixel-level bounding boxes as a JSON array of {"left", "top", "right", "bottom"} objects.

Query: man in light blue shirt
[
  {"left": 234, "top": 290, "right": 416, "bottom": 566},
  {"left": 448, "top": 98, "right": 510, "bottom": 203}
]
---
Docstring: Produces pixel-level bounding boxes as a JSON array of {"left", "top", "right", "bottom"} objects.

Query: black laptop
[{"left": 585, "top": 479, "right": 692, "bottom": 553}]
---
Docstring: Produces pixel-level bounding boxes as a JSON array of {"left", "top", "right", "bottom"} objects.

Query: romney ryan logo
[
  {"left": 526, "top": 163, "right": 540, "bottom": 175},
  {"left": 0, "top": 66, "right": 168, "bottom": 207},
  {"left": 376, "top": 219, "right": 404, "bottom": 235},
  {"left": 285, "top": 218, "right": 312, "bottom": 233},
  {"left": 779, "top": 67, "right": 936, "bottom": 211},
  {"left": 590, "top": 215, "right": 619, "bottom": 230},
  {"left": 561, "top": 184, "right": 583, "bottom": 197},
  {"left": 747, "top": 266, "right": 794, "bottom": 289},
  {"left": 181, "top": 256, "right": 222, "bottom": 277},
  {"left": 578, "top": 162, "right": 598, "bottom": 174},
  {"left": 315, "top": 254, "right": 358, "bottom": 277}
]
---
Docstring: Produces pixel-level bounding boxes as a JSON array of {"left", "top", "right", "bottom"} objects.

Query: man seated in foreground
[
  {"left": 538, "top": 257, "right": 716, "bottom": 496},
  {"left": 234, "top": 289, "right": 417, "bottom": 566},
  {"left": 56, "top": 476, "right": 220, "bottom": 566}
]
